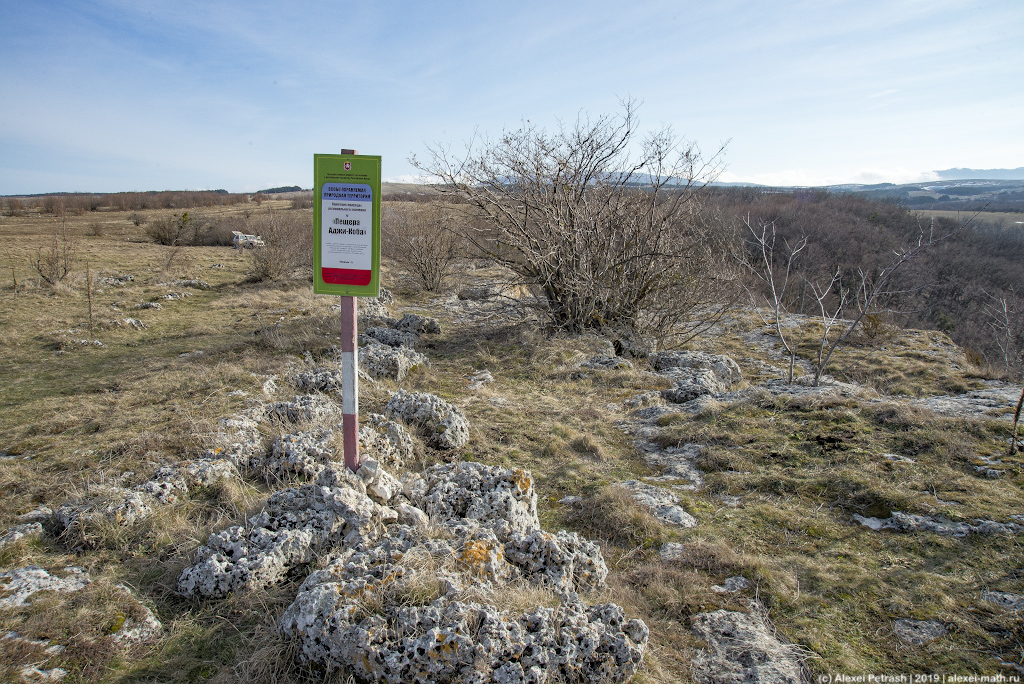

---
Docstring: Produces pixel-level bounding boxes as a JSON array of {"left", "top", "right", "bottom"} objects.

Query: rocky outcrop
[
  {"left": 893, "top": 618, "right": 947, "bottom": 645},
  {"left": 359, "top": 338, "right": 429, "bottom": 381},
  {"left": 137, "top": 458, "right": 238, "bottom": 504},
  {"left": 361, "top": 326, "right": 418, "bottom": 349},
  {"left": 0, "top": 523, "right": 44, "bottom": 547},
  {"left": 691, "top": 608, "right": 803, "bottom": 684},
  {"left": 54, "top": 485, "right": 155, "bottom": 537},
  {"left": 0, "top": 566, "right": 90, "bottom": 609},
  {"left": 405, "top": 462, "right": 539, "bottom": 539},
  {"left": 263, "top": 394, "right": 341, "bottom": 424},
  {"left": 177, "top": 464, "right": 383, "bottom": 598},
  {"left": 358, "top": 413, "right": 415, "bottom": 471},
  {"left": 386, "top": 390, "right": 470, "bottom": 450},
  {"left": 614, "top": 481, "right": 697, "bottom": 528},
  {"left": 649, "top": 351, "right": 742, "bottom": 404},
  {"left": 396, "top": 313, "right": 441, "bottom": 334},
  {"left": 279, "top": 461, "right": 642, "bottom": 683},
  {"left": 853, "top": 511, "right": 1022, "bottom": 536}
]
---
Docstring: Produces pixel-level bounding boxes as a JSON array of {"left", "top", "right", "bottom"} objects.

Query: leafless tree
[
  {"left": 806, "top": 216, "right": 974, "bottom": 385},
  {"left": 411, "top": 100, "right": 740, "bottom": 345},
  {"left": 982, "top": 288, "right": 1024, "bottom": 377},
  {"left": 32, "top": 213, "right": 75, "bottom": 286},
  {"left": 739, "top": 216, "right": 806, "bottom": 382},
  {"left": 382, "top": 202, "right": 464, "bottom": 292}
]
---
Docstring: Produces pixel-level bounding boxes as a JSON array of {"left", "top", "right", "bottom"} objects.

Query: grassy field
[
  {"left": 1, "top": 203, "right": 1022, "bottom": 682},
  {"left": 910, "top": 209, "right": 1024, "bottom": 228}
]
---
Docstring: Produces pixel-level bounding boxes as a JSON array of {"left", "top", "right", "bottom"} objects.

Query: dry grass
[{"left": 1, "top": 203, "right": 1023, "bottom": 680}]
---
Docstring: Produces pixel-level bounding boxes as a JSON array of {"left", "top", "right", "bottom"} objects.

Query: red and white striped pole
[
  {"left": 340, "top": 294, "right": 360, "bottom": 472},
  {"left": 339, "top": 147, "right": 360, "bottom": 473}
]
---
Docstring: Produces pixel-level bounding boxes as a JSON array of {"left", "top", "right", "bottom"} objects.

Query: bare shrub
[
  {"left": 2, "top": 197, "right": 23, "bottom": 216},
  {"left": 244, "top": 208, "right": 312, "bottom": 282},
  {"left": 32, "top": 218, "right": 76, "bottom": 286},
  {"left": 413, "top": 100, "right": 740, "bottom": 343},
  {"left": 146, "top": 212, "right": 193, "bottom": 246},
  {"left": 382, "top": 201, "right": 464, "bottom": 292}
]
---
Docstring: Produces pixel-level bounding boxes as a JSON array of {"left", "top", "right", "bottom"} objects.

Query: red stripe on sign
[{"left": 322, "top": 268, "right": 372, "bottom": 285}]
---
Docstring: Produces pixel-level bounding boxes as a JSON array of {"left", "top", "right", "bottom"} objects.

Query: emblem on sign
[{"left": 344, "top": 162, "right": 352, "bottom": 170}]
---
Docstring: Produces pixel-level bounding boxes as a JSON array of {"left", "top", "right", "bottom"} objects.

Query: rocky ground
[{"left": 1, "top": 205, "right": 1022, "bottom": 682}]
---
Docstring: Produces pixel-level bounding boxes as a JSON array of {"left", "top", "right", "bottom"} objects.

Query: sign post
[{"left": 313, "top": 150, "right": 382, "bottom": 472}]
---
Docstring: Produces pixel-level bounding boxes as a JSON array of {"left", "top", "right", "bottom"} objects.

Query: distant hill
[{"left": 256, "top": 185, "right": 304, "bottom": 194}]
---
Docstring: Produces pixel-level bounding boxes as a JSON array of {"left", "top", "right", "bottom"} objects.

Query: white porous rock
[
  {"left": 357, "top": 459, "right": 402, "bottom": 504},
  {"left": 650, "top": 351, "right": 742, "bottom": 403},
  {"left": 257, "top": 427, "right": 336, "bottom": 482},
  {"left": 280, "top": 525, "right": 646, "bottom": 683},
  {"left": 293, "top": 367, "right": 344, "bottom": 394},
  {"left": 0, "top": 566, "right": 91, "bottom": 609},
  {"left": 358, "top": 413, "right": 414, "bottom": 470},
  {"left": 615, "top": 481, "right": 697, "bottom": 528},
  {"left": 691, "top": 608, "right": 803, "bottom": 684},
  {"left": 264, "top": 394, "right": 341, "bottom": 425},
  {"left": 54, "top": 485, "right": 155, "bottom": 535},
  {"left": 581, "top": 355, "right": 633, "bottom": 370},
  {"left": 407, "top": 462, "right": 540, "bottom": 540},
  {"left": 137, "top": 458, "right": 238, "bottom": 503},
  {"left": 358, "top": 296, "right": 391, "bottom": 321},
  {"left": 396, "top": 313, "right": 441, "bottom": 334},
  {"left": 503, "top": 529, "right": 608, "bottom": 592},
  {"left": 894, "top": 618, "right": 947, "bottom": 645},
  {"left": 360, "top": 326, "right": 418, "bottom": 349},
  {"left": 207, "top": 414, "right": 265, "bottom": 466},
  {"left": 385, "top": 390, "right": 470, "bottom": 450},
  {"left": 853, "top": 511, "right": 1022, "bottom": 536},
  {"left": 359, "top": 338, "right": 429, "bottom": 381},
  {"left": 395, "top": 501, "right": 429, "bottom": 527},
  {"left": 110, "top": 584, "right": 163, "bottom": 645},
  {"left": 982, "top": 590, "right": 1024, "bottom": 612},
  {"left": 177, "top": 464, "right": 380, "bottom": 599},
  {"left": 0, "top": 523, "right": 44, "bottom": 547}
]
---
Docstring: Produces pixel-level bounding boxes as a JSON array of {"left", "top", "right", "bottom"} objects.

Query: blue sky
[{"left": 1, "top": 0, "right": 1021, "bottom": 193}]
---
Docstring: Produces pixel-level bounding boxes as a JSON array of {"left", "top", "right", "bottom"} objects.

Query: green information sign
[{"left": 313, "top": 153, "right": 382, "bottom": 296}]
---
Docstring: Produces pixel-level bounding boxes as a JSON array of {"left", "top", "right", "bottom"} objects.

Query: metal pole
[
  {"left": 339, "top": 148, "right": 360, "bottom": 472},
  {"left": 340, "top": 295, "right": 360, "bottom": 471}
]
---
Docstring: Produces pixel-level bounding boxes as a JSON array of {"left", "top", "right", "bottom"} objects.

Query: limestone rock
[
  {"left": 853, "top": 511, "right": 1022, "bottom": 536},
  {"left": 177, "top": 464, "right": 380, "bottom": 598},
  {"left": 0, "top": 566, "right": 91, "bottom": 609},
  {"left": 359, "top": 338, "right": 429, "bottom": 381},
  {"left": 615, "top": 481, "right": 697, "bottom": 527},
  {"left": 650, "top": 351, "right": 742, "bottom": 403},
  {"left": 582, "top": 355, "right": 634, "bottom": 370},
  {"left": 207, "top": 414, "right": 265, "bottom": 466},
  {"left": 503, "top": 529, "right": 608, "bottom": 592},
  {"left": 359, "top": 297, "right": 391, "bottom": 321},
  {"left": 361, "top": 326, "right": 418, "bottom": 349},
  {"left": 264, "top": 394, "right": 340, "bottom": 425},
  {"left": 54, "top": 485, "right": 155, "bottom": 536},
  {"left": 385, "top": 390, "right": 470, "bottom": 450},
  {"left": 259, "top": 428, "right": 336, "bottom": 482},
  {"left": 711, "top": 576, "right": 751, "bottom": 593},
  {"left": 280, "top": 524, "right": 645, "bottom": 683},
  {"left": 982, "top": 590, "right": 1024, "bottom": 612},
  {"left": 407, "top": 462, "right": 539, "bottom": 540},
  {"left": 293, "top": 367, "right": 344, "bottom": 394},
  {"left": 358, "top": 413, "right": 414, "bottom": 470},
  {"left": 137, "top": 458, "right": 238, "bottom": 503},
  {"left": 0, "top": 523, "right": 43, "bottom": 547},
  {"left": 691, "top": 608, "right": 803, "bottom": 684},
  {"left": 893, "top": 618, "right": 947, "bottom": 645},
  {"left": 357, "top": 459, "right": 402, "bottom": 504},
  {"left": 396, "top": 313, "right": 441, "bottom": 334}
]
